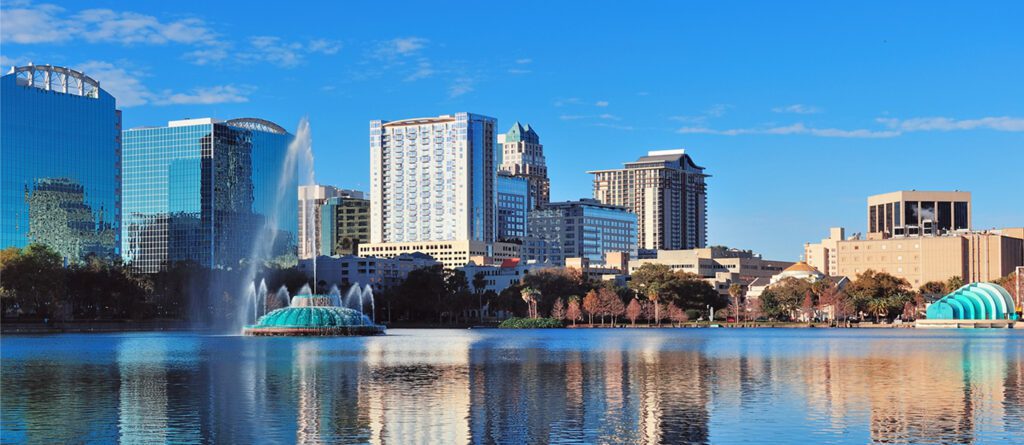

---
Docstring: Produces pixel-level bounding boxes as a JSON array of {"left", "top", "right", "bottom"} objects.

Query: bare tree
[
  {"left": 566, "top": 296, "right": 582, "bottom": 326},
  {"left": 582, "top": 290, "right": 600, "bottom": 326},
  {"left": 626, "top": 298, "right": 642, "bottom": 326},
  {"left": 550, "top": 297, "right": 566, "bottom": 320},
  {"left": 668, "top": 303, "right": 688, "bottom": 327}
]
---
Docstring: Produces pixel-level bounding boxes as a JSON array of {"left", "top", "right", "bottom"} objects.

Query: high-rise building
[
  {"left": 496, "top": 172, "right": 529, "bottom": 242},
  {"left": 320, "top": 195, "right": 370, "bottom": 256},
  {"left": 298, "top": 185, "right": 364, "bottom": 259},
  {"left": 369, "top": 112, "right": 496, "bottom": 244},
  {"left": 1, "top": 64, "right": 121, "bottom": 262},
  {"left": 498, "top": 122, "right": 549, "bottom": 208},
  {"left": 588, "top": 149, "right": 708, "bottom": 251},
  {"left": 866, "top": 190, "right": 971, "bottom": 239},
  {"left": 525, "top": 199, "right": 637, "bottom": 265},
  {"left": 121, "top": 118, "right": 296, "bottom": 272}
]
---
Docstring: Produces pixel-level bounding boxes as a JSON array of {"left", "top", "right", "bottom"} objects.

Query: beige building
[
  {"left": 866, "top": 190, "right": 971, "bottom": 239},
  {"left": 629, "top": 247, "right": 792, "bottom": 297},
  {"left": 805, "top": 227, "right": 846, "bottom": 276},
  {"left": 827, "top": 230, "right": 1022, "bottom": 287},
  {"left": 358, "top": 240, "right": 520, "bottom": 269}
]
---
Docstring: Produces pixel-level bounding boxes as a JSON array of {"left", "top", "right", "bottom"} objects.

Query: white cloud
[
  {"left": 448, "top": 77, "right": 475, "bottom": 98},
  {"left": 405, "top": 59, "right": 434, "bottom": 81},
  {"left": 677, "top": 123, "right": 899, "bottom": 138},
  {"left": 670, "top": 104, "right": 732, "bottom": 124},
  {"left": 515, "top": 58, "right": 532, "bottom": 64},
  {"left": 772, "top": 104, "right": 822, "bottom": 114},
  {"left": 507, "top": 68, "right": 531, "bottom": 74},
  {"left": 559, "top": 115, "right": 586, "bottom": 120},
  {"left": 592, "top": 122, "right": 634, "bottom": 131},
  {"left": 2, "top": 3, "right": 339, "bottom": 68},
  {"left": 374, "top": 37, "right": 428, "bottom": 59},
  {"left": 153, "top": 85, "right": 250, "bottom": 105},
  {"left": 598, "top": 113, "right": 620, "bottom": 121},
  {"left": 554, "top": 97, "right": 582, "bottom": 107},
  {"left": 595, "top": 100, "right": 609, "bottom": 107},
  {"left": 76, "top": 60, "right": 250, "bottom": 107},
  {"left": 877, "top": 116, "right": 1024, "bottom": 132}
]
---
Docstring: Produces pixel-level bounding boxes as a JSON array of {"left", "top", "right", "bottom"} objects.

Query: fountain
[{"left": 243, "top": 287, "right": 385, "bottom": 336}]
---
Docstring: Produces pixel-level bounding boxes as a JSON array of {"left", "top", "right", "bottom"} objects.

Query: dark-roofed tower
[
  {"left": 588, "top": 149, "right": 708, "bottom": 251},
  {"left": 498, "top": 121, "right": 549, "bottom": 209}
]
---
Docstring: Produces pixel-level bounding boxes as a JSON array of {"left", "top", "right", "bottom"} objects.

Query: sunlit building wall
[{"left": 1, "top": 64, "right": 121, "bottom": 262}]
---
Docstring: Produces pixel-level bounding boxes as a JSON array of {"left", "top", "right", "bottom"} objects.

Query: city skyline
[{"left": 3, "top": 1, "right": 1021, "bottom": 260}]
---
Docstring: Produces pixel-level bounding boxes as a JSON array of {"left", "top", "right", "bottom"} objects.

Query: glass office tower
[
  {"left": 121, "top": 118, "right": 295, "bottom": 272},
  {"left": 496, "top": 172, "right": 529, "bottom": 242},
  {"left": 526, "top": 199, "right": 638, "bottom": 265},
  {"left": 1, "top": 64, "right": 122, "bottom": 262}
]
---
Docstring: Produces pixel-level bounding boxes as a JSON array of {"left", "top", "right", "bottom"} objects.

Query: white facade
[{"left": 370, "top": 113, "right": 496, "bottom": 244}]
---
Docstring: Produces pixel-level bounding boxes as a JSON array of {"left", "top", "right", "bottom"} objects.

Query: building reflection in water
[{"left": 1, "top": 331, "right": 1022, "bottom": 444}]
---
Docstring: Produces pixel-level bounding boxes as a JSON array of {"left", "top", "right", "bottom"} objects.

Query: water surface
[{"left": 2, "top": 329, "right": 1022, "bottom": 444}]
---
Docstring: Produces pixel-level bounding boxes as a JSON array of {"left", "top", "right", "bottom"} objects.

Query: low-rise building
[
  {"left": 460, "top": 258, "right": 548, "bottom": 294},
  {"left": 628, "top": 247, "right": 792, "bottom": 298},
  {"left": 358, "top": 240, "right": 520, "bottom": 269},
  {"left": 298, "top": 253, "right": 439, "bottom": 292},
  {"left": 806, "top": 226, "right": 1024, "bottom": 287}
]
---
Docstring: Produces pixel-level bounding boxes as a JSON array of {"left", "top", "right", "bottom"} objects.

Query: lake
[{"left": 2, "top": 328, "right": 1022, "bottom": 444}]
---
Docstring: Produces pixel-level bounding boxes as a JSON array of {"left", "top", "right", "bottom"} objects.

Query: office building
[
  {"left": 298, "top": 253, "right": 440, "bottom": 292},
  {"left": 460, "top": 258, "right": 547, "bottom": 294},
  {"left": 807, "top": 226, "right": 1024, "bottom": 286},
  {"left": 589, "top": 149, "right": 708, "bottom": 250},
  {"left": 804, "top": 227, "right": 847, "bottom": 276},
  {"left": 1, "top": 64, "right": 121, "bottom": 262},
  {"left": 525, "top": 199, "right": 637, "bottom": 265},
  {"left": 320, "top": 195, "right": 370, "bottom": 256},
  {"left": 498, "top": 121, "right": 549, "bottom": 208},
  {"left": 496, "top": 172, "right": 529, "bottom": 242},
  {"left": 867, "top": 190, "right": 971, "bottom": 239},
  {"left": 369, "top": 112, "right": 496, "bottom": 244},
  {"left": 298, "top": 185, "right": 364, "bottom": 259},
  {"left": 121, "top": 118, "right": 295, "bottom": 272}
]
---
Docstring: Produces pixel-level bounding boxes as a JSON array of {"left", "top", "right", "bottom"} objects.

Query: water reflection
[{"left": 2, "top": 330, "right": 1022, "bottom": 444}]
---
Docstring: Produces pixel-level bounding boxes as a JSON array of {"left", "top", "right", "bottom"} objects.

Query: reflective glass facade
[
  {"left": 526, "top": 199, "right": 637, "bottom": 265},
  {"left": 1, "top": 68, "right": 121, "bottom": 262},
  {"left": 121, "top": 119, "right": 295, "bottom": 272},
  {"left": 496, "top": 173, "right": 528, "bottom": 241}
]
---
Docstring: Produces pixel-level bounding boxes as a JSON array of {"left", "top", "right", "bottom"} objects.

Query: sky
[{"left": 2, "top": 0, "right": 1021, "bottom": 261}]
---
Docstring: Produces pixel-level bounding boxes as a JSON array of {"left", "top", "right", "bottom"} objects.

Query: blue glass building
[
  {"left": 1, "top": 64, "right": 121, "bottom": 262},
  {"left": 121, "top": 118, "right": 296, "bottom": 272},
  {"left": 496, "top": 172, "right": 529, "bottom": 242}
]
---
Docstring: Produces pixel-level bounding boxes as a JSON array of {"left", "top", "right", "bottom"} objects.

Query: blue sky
[{"left": 3, "top": 1, "right": 1021, "bottom": 260}]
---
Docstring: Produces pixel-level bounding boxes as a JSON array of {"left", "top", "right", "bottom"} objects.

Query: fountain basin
[{"left": 243, "top": 295, "right": 385, "bottom": 336}]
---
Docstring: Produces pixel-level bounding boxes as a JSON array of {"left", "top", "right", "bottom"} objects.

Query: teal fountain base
[{"left": 243, "top": 294, "right": 385, "bottom": 336}]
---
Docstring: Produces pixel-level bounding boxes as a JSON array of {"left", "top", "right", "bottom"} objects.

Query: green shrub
[{"left": 498, "top": 317, "right": 564, "bottom": 329}]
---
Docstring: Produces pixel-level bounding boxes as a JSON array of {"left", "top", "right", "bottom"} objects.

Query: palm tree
[
  {"left": 520, "top": 287, "right": 540, "bottom": 318},
  {"left": 866, "top": 298, "right": 889, "bottom": 323},
  {"left": 728, "top": 283, "right": 744, "bottom": 322}
]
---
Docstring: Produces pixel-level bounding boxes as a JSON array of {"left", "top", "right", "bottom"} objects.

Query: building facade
[
  {"left": 496, "top": 172, "right": 529, "bottom": 242},
  {"left": 298, "top": 253, "right": 440, "bottom": 292},
  {"left": 320, "top": 195, "right": 370, "bottom": 256},
  {"left": 1, "top": 64, "right": 121, "bottom": 262},
  {"left": 121, "top": 118, "right": 296, "bottom": 272},
  {"left": 358, "top": 240, "right": 520, "bottom": 270},
  {"left": 369, "top": 113, "right": 496, "bottom": 244},
  {"left": 589, "top": 149, "right": 708, "bottom": 251},
  {"left": 818, "top": 227, "right": 1023, "bottom": 287},
  {"left": 299, "top": 185, "right": 363, "bottom": 259},
  {"left": 804, "top": 227, "right": 846, "bottom": 276},
  {"left": 867, "top": 190, "right": 971, "bottom": 239},
  {"left": 525, "top": 199, "right": 637, "bottom": 265},
  {"left": 498, "top": 122, "right": 549, "bottom": 209}
]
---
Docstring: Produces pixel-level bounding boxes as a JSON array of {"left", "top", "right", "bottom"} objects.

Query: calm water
[{"left": 2, "top": 329, "right": 1022, "bottom": 444}]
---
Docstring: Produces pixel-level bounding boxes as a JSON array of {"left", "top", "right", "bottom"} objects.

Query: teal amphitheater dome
[
  {"left": 925, "top": 283, "right": 1018, "bottom": 321},
  {"left": 244, "top": 294, "right": 385, "bottom": 336}
]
